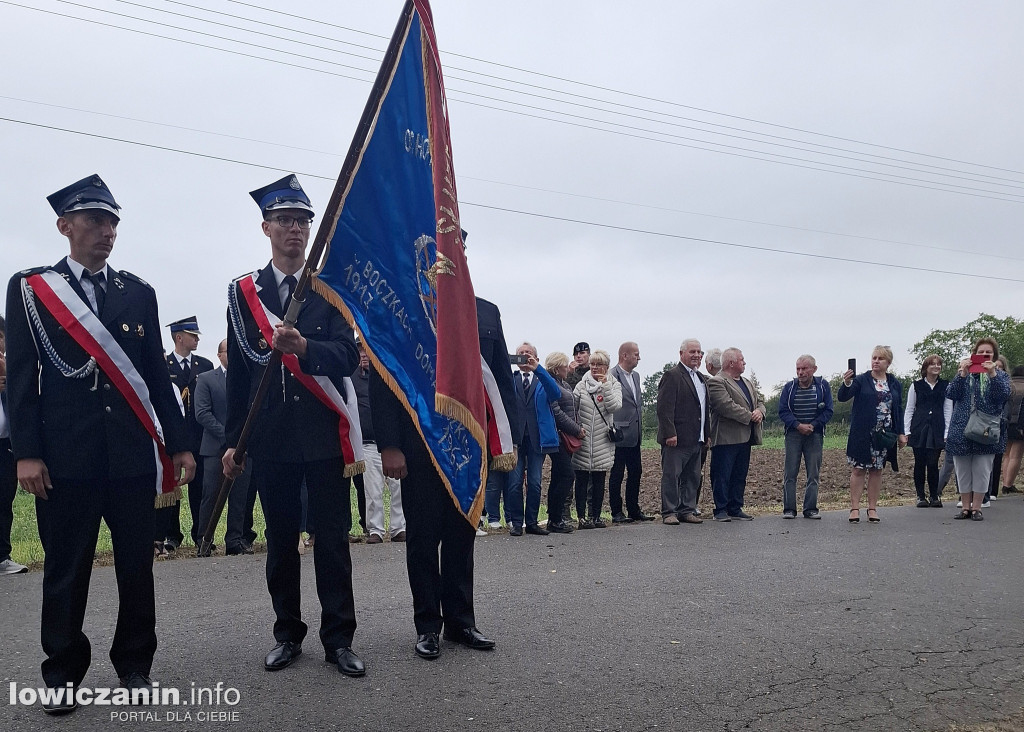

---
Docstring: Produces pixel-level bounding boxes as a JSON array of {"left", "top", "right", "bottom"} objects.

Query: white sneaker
[
  {"left": 488, "top": 522, "right": 501, "bottom": 529},
  {"left": 989, "top": 494, "right": 997, "bottom": 501},
  {"left": 475, "top": 528, "right": 487, "bottom": 537},
  {"left": 981, "top": 500, "right": 991, "bottom": 508},
  {"left": 956, "top": 500, "right": 963, "bottom": 508},
  {"left": 0, "top": 558, "right": 28, "bottom": 575}
]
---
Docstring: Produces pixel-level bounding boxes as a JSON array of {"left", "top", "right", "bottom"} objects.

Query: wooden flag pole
[{"left": 198, "top": 0, "right": 416, "bottom": 556}]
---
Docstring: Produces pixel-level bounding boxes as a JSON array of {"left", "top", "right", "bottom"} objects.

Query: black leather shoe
[
  {"left": 509, "top": 525, "right": 523, "bottom": 536},
  {"left": 264, "top": 641, "right": 302, "bottom": 671},
  {"left": 325, "top": 646, "right": 366, "bottom": 677},
  {"left": 630, "top": 512, "right": 656, "bottom": 522},
  {"left": 549, "top": 521, "right": 574, "bottom": 534},
  {"left": 41, "top": 686, "right": 78, "bottom": 715},
  {"left": 119, "top": 672, "right": 155, "bottom": 703},
  {"left": 443, "top": 626, "right": 495, "bottom": 650},
  {"left": 525, "top": 523, "right": 549, "bottom": 535},
  {"left": 415, "top": 633, "right": 440, "bottom": 659},
  {"left": 611, "top": 513, "right": 633, "bottom": 524}
]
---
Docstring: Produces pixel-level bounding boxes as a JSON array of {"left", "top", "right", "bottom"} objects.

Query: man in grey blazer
[
  {"left": 608, "top": 342, "right": 652, "bottom": 522},
  {"left": 657, "top": 339, "right": 711, "bottom": 525},
  {"left": 195, "top": 339, "right": 254, "bottom": 555},
  {"left": 707, "top": 347, "right": 765, "bottom": 522}
]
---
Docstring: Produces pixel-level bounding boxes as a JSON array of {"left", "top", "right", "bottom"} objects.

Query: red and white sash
[
  {"left": 236, "top": 275, "right": 364, "bottom": 477},
  {"left": 480, "top": 357, "right": 515, "bottom": 471},
  {"left": 26, "top": 271, "right": 179, "bottom": 504}
]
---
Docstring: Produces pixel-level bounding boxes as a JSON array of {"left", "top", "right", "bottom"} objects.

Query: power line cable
[
  {"left": 8, "top": 1, "right": 1022, "bottom": 202},
  {"left": 466, "top": 202, "right": 1024, "bottom": 284},
  {"left": 2, "top": 115, "right": 1020, "bottom": 284},
  {"left": 4, "top": 91, "right": 1019, "bottom": 262},
  {"left": 447, "top": 94, "right": 1024, "bottom": 204},
  {"left": 104, "top": 0, "right": 1024, "bottom": 189},
  {"left": 222, "top": 0, "right": 1024, "bottom": 178},
  {"left": 0, "top": 94, "right": 345, "bottom": 157}
]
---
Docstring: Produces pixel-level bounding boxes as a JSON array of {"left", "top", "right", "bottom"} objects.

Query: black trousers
[
  {"left": 575, "top": 470, "right": 606, "bottom": 519},
  {"left": 153, "top": 499, "right": 184, "bottom": 546},
  {"left": 36, "top": 473, "right": 157, "bottom": 687},
  {"left": 352, "top": 475, "right": 367, "bottom": 532},
  {"left": 545, "top": 447, "right": 574, "bottom": 524},
  {"left": 608, "top": 443, "right": 642, "bottom": 517},
  {"left": 257, "top": 457, "right": 356, "bottom": 650},
  {"left": 403, "top": 448, "right": 475, "bottom": 634},
  {"left": 912, "top": 447, "right": 943, "bottom": 500},
  {"left": 185, "top": 455, "right": 205, "bottom": 545},
  {"left": 242, "top": 457, "right": 259, "bottom": 545},
  {"left": 0, "top": 438, "right": 16, "bottom": 561}
]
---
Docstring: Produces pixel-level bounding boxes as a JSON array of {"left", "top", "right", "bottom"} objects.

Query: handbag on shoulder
[
  {"left": 589, "top": 391, "right": 625, "bottom": 443},
  {"left": 964, "top": 383, "right": 1001, "bottom": 446}
]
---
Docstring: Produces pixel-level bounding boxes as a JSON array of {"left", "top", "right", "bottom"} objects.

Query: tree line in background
[{"left": 640, "top": 314, "right": 1024, "bottom": 441}]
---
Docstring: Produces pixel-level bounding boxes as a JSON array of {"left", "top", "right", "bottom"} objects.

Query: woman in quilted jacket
[{"left": 571, "top": 350, "right": 622, "bottom": 528}]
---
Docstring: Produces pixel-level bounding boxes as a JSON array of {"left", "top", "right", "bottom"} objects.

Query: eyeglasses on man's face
[{"left": 271, "top": 215, "right": 313, "bottom": 230}]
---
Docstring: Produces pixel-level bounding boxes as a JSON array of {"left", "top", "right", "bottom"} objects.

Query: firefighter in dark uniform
[
  {"left": 4, "top": 174, "right": 194, "bottom": 714},
  {"left": 369, "top": 291, "right": 505, "bottom": 659},
  {"left": 161, "top": 316, "right": 213, "bottom": 551},
  {"left": 221, "top": 174, "right": 364, "bottom": 677}
]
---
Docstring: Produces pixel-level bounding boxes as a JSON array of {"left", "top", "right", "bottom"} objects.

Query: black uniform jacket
[
  {"left": 4, "top": 258, "right": 189, "bottom": 480},
  {"left": 166, "top": 352, "right": 214, "bottom": 450},
  {"left": 225, "top": 262, "right": 359, "bottom": 463}
]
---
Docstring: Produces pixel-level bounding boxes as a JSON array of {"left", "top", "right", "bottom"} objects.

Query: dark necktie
[
  {"left": 181, "top": 357, "right": 191, "bottom": 384},
  {"left": 82, "top": 271, "right": 106, "bottom": 314},
  {"left": 522, "top": 373, "right": 530, "bottom": 392},
  {"left": 283, "top": 275, "right": 297, "bottom": 310}
]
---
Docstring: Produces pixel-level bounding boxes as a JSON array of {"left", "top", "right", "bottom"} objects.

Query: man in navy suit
[
  {"left": 222, "top": 174, "right": 364, "bottom": 677},
  {"left": 508, "top": 341, "right": 559, "bottom": 536},
  {"left": 5, "top": 174, "right": 194, "bottom": 713}
]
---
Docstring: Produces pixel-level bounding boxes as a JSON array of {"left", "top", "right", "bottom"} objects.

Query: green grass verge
[{"left": 9, "top": 485, "right": 373, "bottom": 568}]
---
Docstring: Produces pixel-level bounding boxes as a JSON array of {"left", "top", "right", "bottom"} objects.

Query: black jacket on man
[
  {"left": 225, "top": 261, "right": 361, "bottom": 651},
  {"left": 5, "top": 257, "right": 188, "bottom": 688}
]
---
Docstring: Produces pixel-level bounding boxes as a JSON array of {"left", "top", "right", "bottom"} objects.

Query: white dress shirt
[
  {"left": 683, "top": 363, "right": 707, "bottom": 441},
  {"left": 65, "top": 256, "right": 109, "bottom": 314}
]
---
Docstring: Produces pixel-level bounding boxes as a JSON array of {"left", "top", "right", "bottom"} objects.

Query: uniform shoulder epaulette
[
  {"left": 16, "top": 265, "right": 50, "bottom": 278},
  {"left": 165, "top": 353, "right": 176, "bottom": 365},
  {"left": 118, "top": 270, "right": 153, "bottom": 289}
]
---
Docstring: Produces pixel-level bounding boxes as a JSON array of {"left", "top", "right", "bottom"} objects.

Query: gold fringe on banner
[
  {"left": 154, "top": 485, "right": 182, "bottom": 509},
  {"left": 313, "top": 275, "right": 488, "bottom": 529}
]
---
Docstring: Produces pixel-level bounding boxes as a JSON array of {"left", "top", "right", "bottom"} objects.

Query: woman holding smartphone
[
  {"left": 945, "top": 338, "right": 1011, "bottom": 521},
  {"left": 838, "top": 346, "right": 907, "bottom": 523}
]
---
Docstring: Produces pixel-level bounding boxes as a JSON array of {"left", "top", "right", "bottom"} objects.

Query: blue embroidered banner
[{"left": 314, "top": 0, "right": 487, "bottom": 523}]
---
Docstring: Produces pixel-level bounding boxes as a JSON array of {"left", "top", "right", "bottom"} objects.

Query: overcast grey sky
[{"left": 2, "top": 0, "right": 1022, "bottom": 392}]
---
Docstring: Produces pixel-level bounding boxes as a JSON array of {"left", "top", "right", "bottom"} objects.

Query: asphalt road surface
[{"left": 2, "top": 499, "right": 1023, "bottom": 731}]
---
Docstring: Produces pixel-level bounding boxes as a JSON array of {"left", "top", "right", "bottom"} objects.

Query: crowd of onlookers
[
  {"left": 476, "top": 336, "right": 1024, "bottom": 536},
  {"left": 4, "top": 324, "right": 1023, "bottom": 575}
]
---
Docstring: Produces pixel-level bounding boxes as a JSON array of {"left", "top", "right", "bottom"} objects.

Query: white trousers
[{"left": 363, "top": 444, "right": 405, "bottom": 537}]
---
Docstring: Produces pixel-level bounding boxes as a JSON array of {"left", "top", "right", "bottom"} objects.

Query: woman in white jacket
[{"left": 572, "top": 350, "right": 622, "bottom": 528}]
